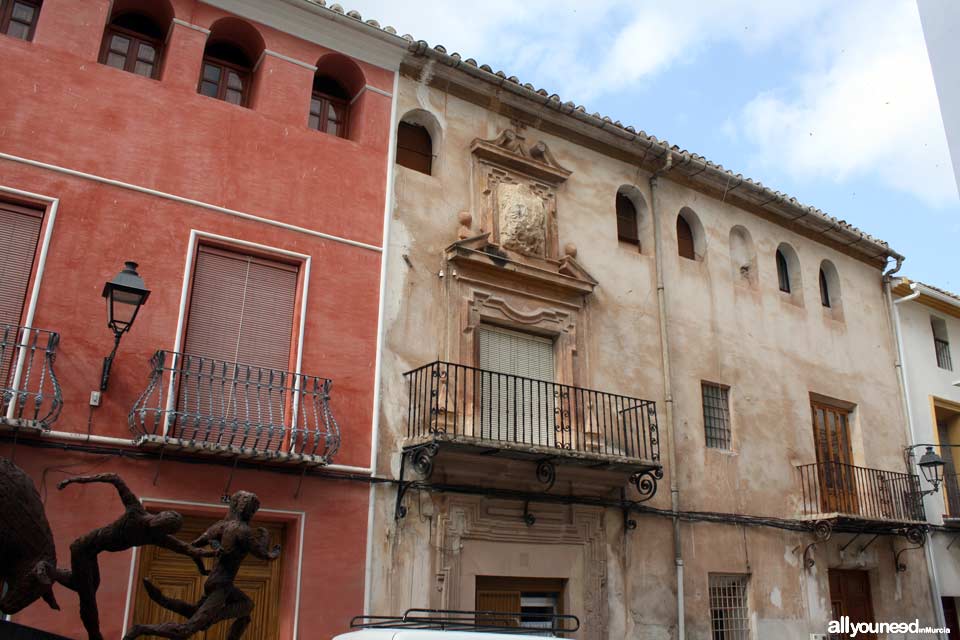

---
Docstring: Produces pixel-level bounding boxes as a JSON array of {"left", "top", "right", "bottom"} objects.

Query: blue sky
[{"left": 349, "top": 0, "right": 959, "bottom": 289}]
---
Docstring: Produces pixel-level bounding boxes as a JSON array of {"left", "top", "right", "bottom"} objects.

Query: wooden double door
[
  {"left": 812, "top": 401, "right": 858, "bottom": 514},
  {"left": 829, "top": 570, "right": 876, "bottom": 639},
  {"left": 130, "top": 515, "right": 284, "bottom": 639}
]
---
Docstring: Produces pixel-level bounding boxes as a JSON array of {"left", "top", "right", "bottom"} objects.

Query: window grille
[
  {"left": 709, "top": 574, "right": 750, "bottom": 640},
  {"left": 702, "top": 382, "right": 731, "bottom": 449},
  {"left": 932, "top": 317, "right": 953, "bottom": 371}
]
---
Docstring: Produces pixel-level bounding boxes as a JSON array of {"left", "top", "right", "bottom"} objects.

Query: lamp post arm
[{"left": 100, "top": 330, "right": 123, "bottom": 392}]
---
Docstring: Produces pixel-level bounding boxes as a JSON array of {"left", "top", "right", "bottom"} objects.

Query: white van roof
[{"left": 334, "top": 631, "right": 561, "bottom": 640}]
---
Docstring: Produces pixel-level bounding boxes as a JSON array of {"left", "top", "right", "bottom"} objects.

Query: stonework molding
[{"left": 435, "top": 496, "right": 607, "bottom": 639}]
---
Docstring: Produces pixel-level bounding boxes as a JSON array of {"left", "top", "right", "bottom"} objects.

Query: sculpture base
[{"left": 0, "top": 621, "right": 73, "bottom": 639}]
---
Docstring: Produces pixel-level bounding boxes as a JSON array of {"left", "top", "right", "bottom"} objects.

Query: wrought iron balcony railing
[
  {"left": 129, "top": 351, "right": 340, "bottom": 465},
  {"left": 404, "top": 361, "right": 660, "bottom": 466},
  {"left": 798, "top": 461, "right": 925, "bottom": 523},
  {"left": 1, "top": 325, "right": 62, "bottom": 429}
]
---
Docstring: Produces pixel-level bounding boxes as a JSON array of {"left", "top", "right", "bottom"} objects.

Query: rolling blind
[
  {"left": 0, "top": 202, "right": 42, "bottom": 329},
  {"left": 183, "top": 246, "right": 297, "bottom": 371},
  {"left": 478, "top": 326, "right": 555, "bottom": 446}
]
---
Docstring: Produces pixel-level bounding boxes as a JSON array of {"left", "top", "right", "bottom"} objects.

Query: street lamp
[
  {"left": 917, "top": 446, "right": 945, "bottom": 494},
  {"left": 100, "top": 261, "right": 150, "bottom": 391}
]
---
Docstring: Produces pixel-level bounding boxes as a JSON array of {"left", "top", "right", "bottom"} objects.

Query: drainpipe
[
  {"left": 884, "top": 273, "right": 947, "bottom": 636},
  {"left": 649, "top": 151, "right": 684, "bottom": 639}
]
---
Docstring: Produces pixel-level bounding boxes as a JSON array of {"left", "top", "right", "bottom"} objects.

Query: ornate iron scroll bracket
[
  {"left": 395, "top": 444, "right": 440, "bottom": 520},
  {"left": 621, "top": 488, "right": 637, "bottom": 533},
  {"left": 629, "top": 468, "right": 663, "bottom": 503},
  {"left": 523, "top": 501, "right": 536, "bottom": 527},
  {"left": 536, "top": 459, "right": 557, "bottom": 492},
  {"left": 894, "top": 527, "right": 926, "bottom": 573},
  {"left": 804, "top": 520, "right": 833, "bottom": 570}
]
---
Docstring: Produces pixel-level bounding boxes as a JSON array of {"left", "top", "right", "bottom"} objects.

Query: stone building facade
[{"left": 368, "top": 41, "right": 943, "bottom": 640}]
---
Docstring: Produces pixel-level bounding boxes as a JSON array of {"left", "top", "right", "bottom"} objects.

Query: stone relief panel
[{"left": 496, "top": 182, "right": 548, "bottom": 257}]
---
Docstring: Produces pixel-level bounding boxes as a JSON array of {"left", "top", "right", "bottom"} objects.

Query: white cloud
[
  {"left": 736, "top": 1, "right": 957, "bottom": 207},
  {"left": 343, "top": 0, "right": 956, "bottom": 206}
]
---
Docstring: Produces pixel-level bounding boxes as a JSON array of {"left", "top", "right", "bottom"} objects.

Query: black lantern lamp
[
  {"left": 918, "top": 446, "right": 945, "bottom": 494},
  {"left": 100, "top": 261, "right": 150, "bottom": 391}
]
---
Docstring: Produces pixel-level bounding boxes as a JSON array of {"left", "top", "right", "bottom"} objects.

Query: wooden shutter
[
  {"left": 0, "top": 202, "right": 42, "bottom": 329},
  {"left": 677, "top": 215, "right": 695, "bottom": 259},
  {"left": 616, "top": 193, "right": 639, "bottom": 244},
  {"left": 183, "top": 246, "right": 297, "bottom": 371},
  {"left": 132, "top": 516, "right": 284, "bottom": 640},
  {"left": 476, "top": 590, "right": 521, "bottom": 628},
  {"left": 478, "top": 326, "right": 555, "bottom": 446},
  {"left": 396, "top": 122, "right": 433, "bottom": 175},
  {"left": 828, "top": 570, "right": 876, "bottom": 640}
]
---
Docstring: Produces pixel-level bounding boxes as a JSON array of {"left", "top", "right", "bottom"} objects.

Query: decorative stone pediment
[{"left": 471, "top": 129, "right": 571, "bottom": 261}]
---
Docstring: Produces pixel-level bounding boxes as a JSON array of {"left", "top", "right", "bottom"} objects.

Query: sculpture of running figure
[
  {"left": 56, "top": 473, "right": 213, "bottom": 640},
  {"left": 124, "top": 490, "right": 280, "bottom": 640}
]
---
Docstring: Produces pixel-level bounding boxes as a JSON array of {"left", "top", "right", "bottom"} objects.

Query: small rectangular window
[
  {"left": 2, "top": 0, "right": 42, "bottom": 41},
  {"left": 709, "top": 574, "right": 751, "bottom": 640},
  {"left": 932, "top": 316, "right": 953, "bottom": 371},
  {"left": 702, "top": 382, "right": 731, "bottom": 449}
]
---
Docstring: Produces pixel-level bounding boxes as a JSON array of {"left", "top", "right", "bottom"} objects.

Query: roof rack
[{"left": 350, "top": 608, "right": 581, "bottom": 635}]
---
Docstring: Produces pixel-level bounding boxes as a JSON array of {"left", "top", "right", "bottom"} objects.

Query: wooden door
[
  {"left": 812, "top": 401, "right": 857, "bottom": 514},
  {"left": 944, "top": 597, "right": 959, "bottom": 637},
  {"left": 131, "top": 515, "right": 284, "bottom": 639},
  {"left": 828, "top": 570, "right": 876, "bottom": 640}
]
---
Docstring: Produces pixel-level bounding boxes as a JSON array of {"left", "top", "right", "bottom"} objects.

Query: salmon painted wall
[{"left": 0, "top": 0, "right": 398, "bottom": 636}]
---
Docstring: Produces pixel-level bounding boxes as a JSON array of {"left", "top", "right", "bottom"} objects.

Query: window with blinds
[
  {"left": 178, "top": 246, "right": 299, "bottom": 447},
  {"left": 0, "top": 201, "right": 42, "bottom": 329},
  {"left": 477, "top": 325, "right": 556, "bottom": 447}
]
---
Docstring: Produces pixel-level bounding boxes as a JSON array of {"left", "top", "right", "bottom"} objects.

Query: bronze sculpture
[
  {"left": 55, "top": 473, "right": 216, "bottom": 640},
  {"left": 0, "top": 457, "right": 60, "bottom": 615},
  {"left": 124, "top": 491, "right": 281, "bottom": 640}
]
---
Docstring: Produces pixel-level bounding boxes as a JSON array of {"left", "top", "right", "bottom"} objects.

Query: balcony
[
  {"left": 798, "top": 461, "right": 925, "bottom": 531},
  {"left": 1, "top": 325, "right": 62, "bottom": 430},
  {"left": 129, "top": 351, "right": 340, "bottom": 466},
  {"left": 403, "top": 361, "right": 660, "bottom": 476}
]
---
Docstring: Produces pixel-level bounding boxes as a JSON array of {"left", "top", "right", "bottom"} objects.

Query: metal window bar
[
  {"left": 935, "top": 338, "right": 953, "bottom": 371},
  {"left": 1, "top": 324, "right": 62, "bottom": 429},
  {"left": 709, "top": 574, "right": 751, "bottom": 640},
  {"left": 702, "top": 383, "right": 731, "bottom": 449},
  {"left": 403, "top": 361, "right": 659, "bottom": 463},
  {"left": 129, "top": 350, "right": 340, "bottom": 462},
  {"left": 797, "top": 461, "right": 925, "bottom": 522},
  {"left": 350, "top": 609, "right": 579, "bottom": 635}
]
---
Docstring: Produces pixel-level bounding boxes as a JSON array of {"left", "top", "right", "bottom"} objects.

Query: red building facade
[{"left": 0, "top": 0, "right": 405, "bottom": 637}]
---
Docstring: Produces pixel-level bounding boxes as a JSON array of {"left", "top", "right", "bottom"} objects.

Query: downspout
[
  {"left": 649, "top": 151, "right": 684, "bottom": 639},
  {"left": 364, "top": 66, "right": 403, "bottom": 616},
  {"left": 884, "top": 272, "right": 947, "bottom": 636}
]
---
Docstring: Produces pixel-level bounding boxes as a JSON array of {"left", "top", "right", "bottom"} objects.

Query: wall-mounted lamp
[
  {"left": 100, "top": 261, "right": 150, "bottom": 391},
  {"left": 905, "top": 444, "right": 947, "bottom": 497}
]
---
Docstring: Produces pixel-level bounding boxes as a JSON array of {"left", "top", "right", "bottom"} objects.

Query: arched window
[
  {"left": 310, "top": 76, "right": 350, "bottom": 137},
  {"left": 775, "top": 249, "right": 790, "bottom": 293},
  {"left": 1, "top": 0, "right": 42, "bottom": 41},
  {"left": 616, "top": 192, "right": 639, "bottom": 245},
  {"left": 99, "top": 6, "right": 171, "bottom": 79},
  {"left": 677, "top": 215, "right": 695, "bottom": 260},
  {"left": 198, "top": 20, "right": 264, "bottom": 107},
  {"left": 396, "top": 122, "right": 432, "bottom": 174},
  {"left": 819, "top": 268, "right": 830, "bottom": 307}
]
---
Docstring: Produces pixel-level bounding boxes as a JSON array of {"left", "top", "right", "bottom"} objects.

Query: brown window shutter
[
  {"left": 476, "top": 590, "right": 521, "bottom": 627},
  {"left": 677, "top": 215, "right": 695, "bottom": 260},
  {"left": 183, "top": 246, "right": 297, "bottom": 371},
  {"left": 396, "top": 122, "right": 433, "bottom": 175},
  {"left": 0, "top": 202, "right": 43, "bottom": 329},
  {"left": 616, "top": 192, "right": 639, "bottom": 244}
]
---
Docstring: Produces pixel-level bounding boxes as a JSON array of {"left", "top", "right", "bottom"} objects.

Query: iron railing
[
  {"left": 935, "top": 338, "right": 953, "bottom": 371},
  {"left": 129, "top": 351, "right": 340, "bottom": 463},
  {"left": 1, "top": 325, "right": 62, "bottom": 429},
  {"left": 798, "top": 461, "right": 924, "bottom": 522},
  {"left": 405, "top": 361, "right": 659, "bottom": 463},
  {"left": 944, "top": 473, "right": 960, "bottom": 520}
]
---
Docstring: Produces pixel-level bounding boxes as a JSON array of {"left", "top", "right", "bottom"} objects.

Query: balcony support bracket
[
  {"left": 536, "top": 459, "right": 557, "bottom": 492},
  {"left": 804, "top": 520, "right": 833, "bottom": 570},
  {"left": 894, "top": 527, "right": 925, "bottom": 572},
  {"left": 395, "top": 443, "right": 440, "bottom": 520},
  {"left": 621, "top": 488, "right": 637, "bottom": 533},
  {"left": 858, "top": 534, "right": 880, "bottom": 554},
  {"left": 839, "top": 533, "right": 861, "bottom": 553},
  {"left": 630, "top": 468, "right": 663, "bottom": 503}
]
